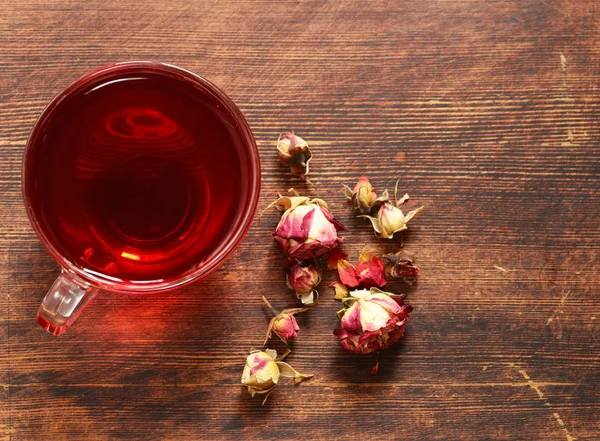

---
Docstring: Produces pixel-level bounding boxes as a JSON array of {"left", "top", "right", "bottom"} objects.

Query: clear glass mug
[{"left": 22, "top": 62, "right": 261, "bottom": 335}]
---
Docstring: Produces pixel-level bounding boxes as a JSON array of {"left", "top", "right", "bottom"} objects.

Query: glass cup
[{"left": 22, "top": 62, "right": 261, "bottom": 335}]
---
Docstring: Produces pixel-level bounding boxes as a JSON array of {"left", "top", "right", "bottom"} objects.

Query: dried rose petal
[
  {"left": 334, "top": 288, "right": 412, "bottom": 354},
  {"left": 371, "top": 361, "right": 379, "bottom": 375},
  {"left": 330, "top": 281, "right": 349, "bottom": 299},
  {"left": 327, "top": 248, "right": 348, "bottom": 270},
  {"left": 334, "top": 251, "right": 386, "bottom": 289},
  {"left": 297, "top": 290, "right": 319, "bottom": 307},
  {"left": 337, "top": 258, "right": 359, "bottom": 288},
  {"left": 360, "top": 202, "right": 423, "bottom": 239},
  {"left": 277, "top": 132, "right": 312, "bottom": 180},
  {"left": 271, "top": 191, "right": 345, "bottom": 260},
  {"left": 355, "top": 251, "right": 387, "bottom": 288},
  {"left": 382, "top": 251, "right": 420, "bottom": 283}
]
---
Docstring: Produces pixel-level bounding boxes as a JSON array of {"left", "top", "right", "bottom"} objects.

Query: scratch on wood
[
  {"left": 509, "top": 363, "right": 575, "bottom": 441},
  {"left": 560, "top": 52, "right": 567, "bottom": 71},
  {"left": 493, "top": 265, "right": 508, "bottom": 273},
  {"left": 547, "top": 291, "right": 570, "bottom": 325}
]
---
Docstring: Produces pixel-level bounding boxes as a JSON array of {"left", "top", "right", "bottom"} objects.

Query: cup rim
[{"left": 22, "top": 61, "right": 261, "bottom": 293}]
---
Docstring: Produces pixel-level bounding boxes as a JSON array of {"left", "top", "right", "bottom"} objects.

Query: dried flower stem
[
  {"left": 262, "top": 295, "right": 276, "bottom": 312},
  {"left": 278, "top": 348, "right": 291, "bottom": 361}
]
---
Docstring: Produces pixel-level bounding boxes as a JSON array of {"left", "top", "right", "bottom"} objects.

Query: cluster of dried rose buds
[
  {"left": 242, "top": 136, "right": 428, "bottom": 405},
  {"left": 241, "top": 348, "right": 312, "bottom": 405},
  {"left": 329, "top": 250, "right": 415, "bottom": 355},
  {"left": 345, "top": 176, "right": 424, "bottom": 239},
  {"left": 268, "top": 188, "right": 346, "bottom": 306},
  {"left": 329, "top": 176, "right": 425, "bottom": 358}
]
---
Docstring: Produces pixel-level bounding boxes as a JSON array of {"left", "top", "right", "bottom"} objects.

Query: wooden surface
[{"left": 2, "top": 0, "right": 599, "bottom": 440}]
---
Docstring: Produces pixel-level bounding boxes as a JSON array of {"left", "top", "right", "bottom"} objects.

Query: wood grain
[{"left": 2, "top": 0, "right": 600, "bottom": 440}]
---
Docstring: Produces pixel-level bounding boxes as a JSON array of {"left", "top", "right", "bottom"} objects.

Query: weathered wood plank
[{"left": 1, "top": 0, "right": 599, "bottom": 440}]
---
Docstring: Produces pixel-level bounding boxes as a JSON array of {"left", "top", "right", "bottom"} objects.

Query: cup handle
[{"left": 37, "top": 271, "right": 99, "bottom": 336}]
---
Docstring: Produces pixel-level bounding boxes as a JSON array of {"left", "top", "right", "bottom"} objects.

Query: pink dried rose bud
[
  {"left": 269, "top": 190, "right": 346, "bottom": 260},
  {"left": 277, "top": 132, "right": 312, "bottom": 180},
  {"left": 287, "top": 262, "right": 321, "bottom": 306},
  {"left": 333, "top": 288, "right": 412, "bottom": 354},
  {"left": 263, "top": 296, "right": 308, "bottom": 344},
  {"left": 241, "top": 349, "right": 312, "bottom": 405},
  {"left": 272, "top": 313, "right": 300, "bottom": 341},
  {"left": 360, "top": 202, "right": 423, "bottom": 239},
  {"left": 287, "top": 262, "right": 321, "bottom": 292},
  {"left": 343, "top": 176, "right": 389, "bottom": 214},
  {"left": 381, "top": 251, "right": 420, "bottom": 283},
  {"left": 332, "top": 251, "right": 387, "bottom": 289}
]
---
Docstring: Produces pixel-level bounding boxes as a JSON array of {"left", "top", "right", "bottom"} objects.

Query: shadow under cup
[{"left": 22, "top": 62, "right": 261, "bottom": 335}]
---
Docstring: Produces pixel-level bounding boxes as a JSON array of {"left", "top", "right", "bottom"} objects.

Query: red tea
[{"left": 25, "top": 68, "right": 254, "bottom": 285}]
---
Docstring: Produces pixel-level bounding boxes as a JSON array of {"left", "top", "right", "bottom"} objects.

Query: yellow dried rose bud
[
  {"left": 277, "top": 132, "right": 312, "bottom": 180},
  {"left": 241, "top": 349, "right": 313, "bottom": 405},
  {"left": 343, "top": 176, "right": 388, "bottom": 214},
  {"left": 360, "top": 202, "right": 423, "bottom": 239},
  {"left": 241, "top": 349, "right": 280, "bottom": 397}
]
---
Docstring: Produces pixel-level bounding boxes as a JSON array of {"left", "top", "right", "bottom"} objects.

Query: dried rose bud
[
  {"left": 277, "top": 132, "right": 312, "bottom": 180},
  {"left": 360, "top": 202, "right": 423, "bottom": 239},
  {"left": 334, "top": 251, "right": 387, "bottom": 289},
  {"left": 381, "top": 251, "right": 420, "bottom": 284},
  {"left": 333, "top": 288, "right": 412, "bottom": 354},
  {"left": 241, "top": 349, "right": 312, "bottom": 404},
  {"left": 286, "top": 262, "right": 321, "bottom": 306},
  {"left": 343, "top": 176, "right": 388, "bottom": 214},
  {"left": 270, "top": 191, "right": 345, "bottom": 260},
  {"left": 272, "top": 313, "right": 300, "bottom": 342},
  {"left": 287, "top": 262, "right": 320, "bottom": 293},
  {"left": 241, "top": 349, "right": 280, "bottom": 398},
  {"left": 263, "top": 296, "right": 307, "bottom": 344},
  {"left": 330, "top": 281, "right": 349, "bottom": 299}
]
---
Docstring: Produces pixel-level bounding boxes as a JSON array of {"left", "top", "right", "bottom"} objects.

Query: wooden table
[{"left": 2, "top": 1, "right": 599, "bottom": 440}]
